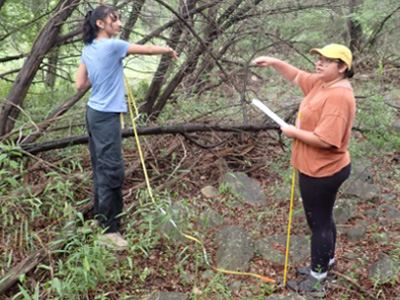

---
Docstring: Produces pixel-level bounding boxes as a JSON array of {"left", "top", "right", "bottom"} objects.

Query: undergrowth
[{"left": 1, "top": 57, "right": 400, "bottom": 300}]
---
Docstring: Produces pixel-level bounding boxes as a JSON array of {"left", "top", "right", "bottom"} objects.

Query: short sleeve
[
  {"left": 81, "top": 46, "right": 88, "bottom": 64},
  {"left": 111, "top": 39, "right": 130, "bottom": 59},
  {"left": 296, "top": 71, "right": 320, "bottom": 96},
  {"left": 314, "top": 114, "right": 348, "bottom": 148},
  {"left": 314, "top": 91, "right": 352, "bottom": 148}
]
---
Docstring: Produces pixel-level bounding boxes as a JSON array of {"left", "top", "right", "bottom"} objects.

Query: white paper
[{"left": 251, "top": 99, "right": 288, "bottom": 127}]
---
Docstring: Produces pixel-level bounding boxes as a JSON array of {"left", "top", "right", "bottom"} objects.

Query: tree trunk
[
  {"left": 150, "top": 46, "right": 202, "bottom": 118},
  {"left": 183, "top": 5, "right": 221, "bottom": 97},
  {"left": 142, "top": 0, "right": 195, "bottom": 116},
  {"left": 45, "top": 47, "right": 59, "bottom": 88},
  {"left": 0, "top": 0, "right": 80, "bottom": 137},
  {"left": 347, "top": 0, "right": 363, "bottom": 54},
  {"left": 149, "top": 0, "right": 253, "bottom": 119},
  {"left": 120, "top": 0, "right": 146, "bottom": 41},
  {"left": 0, "top": 0, "right": 6, "bottom": 11}
]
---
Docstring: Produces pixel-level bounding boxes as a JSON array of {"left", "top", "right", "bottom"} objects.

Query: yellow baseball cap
[{"left": 310, "top": 44, "right": 352, "bottom": 69}]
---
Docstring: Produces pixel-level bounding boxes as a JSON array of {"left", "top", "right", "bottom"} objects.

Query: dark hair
[
  {"left": 82, "top": 6, "right": 117, "bottom": 44},
  {"left": 338, "top": 59, "right": 355, "bottom": 79}
]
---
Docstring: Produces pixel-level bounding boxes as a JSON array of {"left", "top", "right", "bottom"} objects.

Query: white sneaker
[
  {"left": 97, "top": 232, "right": 128, "bottom": 250},
  {"left": 87, "top": 219, "right": 98, "bottom": 229}
]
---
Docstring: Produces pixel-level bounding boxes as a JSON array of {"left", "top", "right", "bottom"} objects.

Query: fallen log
[{"left": 19, "top": 123, "right": 278, "bottom": 155}]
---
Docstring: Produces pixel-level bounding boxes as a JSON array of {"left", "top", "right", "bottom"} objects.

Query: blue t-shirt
[{"left": 81, "top": 38, "right": 130, "bottom": 112}]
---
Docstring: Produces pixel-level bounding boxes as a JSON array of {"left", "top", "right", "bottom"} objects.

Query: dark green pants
[{"left": 86, "top": 106, "right": 125, "bottom": 233}]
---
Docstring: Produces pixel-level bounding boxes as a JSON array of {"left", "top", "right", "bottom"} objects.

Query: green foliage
[
  {"left": 0, "top": 143, "right": 26, "bottom": 229},
  {"left": 11, "top": 223, "right": 120, "bottom": 299},
  {"left": 218, "top": 181, "right": 232, "bottom": 195},
  {"left": 12, "top": 282, "right": 40, "bottom": 300},
  {"left": 349, "top": 0, "right": 397, "bottom": 36},
  {"left": 48, "top": 238, "right": 118, "bottom": 298},
  {"left": 354, "top": 94, "right": 400, "bottom": 156},
  {"left": 0, "top": 1, "right": 45, "bottom": 52},
  {"left": 1, "top": 0, "right": 400, "bottom": 299},
  {"left": 130, "top": 80, "right": 149, "bottom": 101},
  {"left": 0, "top": 143, "right": 23, "bottom": 191},
  {"left": 0, "top": 81, "right": 13, "bottom": 102}
]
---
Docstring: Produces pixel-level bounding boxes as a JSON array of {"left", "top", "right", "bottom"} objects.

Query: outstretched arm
[
  {"left": 127, "top": 44, "right": 178, "bottom": 60},
  {"left": 75, "top": 63, "right": 91, "bottom": 91},
  {"left": 252, "top": 57, "right": 300, "bottom": 83}
]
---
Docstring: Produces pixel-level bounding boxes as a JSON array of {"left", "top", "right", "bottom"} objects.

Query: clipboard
[{"left": 251, "top": 99, "right": 288, "bottom": 127}]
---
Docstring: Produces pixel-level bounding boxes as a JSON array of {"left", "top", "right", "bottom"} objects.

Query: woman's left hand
[
  {"left": 280, "top": 124, "right": 297, "bottom": 139},
  {"left": 281, "top": 125, "right": 332, "bottom": 148}
]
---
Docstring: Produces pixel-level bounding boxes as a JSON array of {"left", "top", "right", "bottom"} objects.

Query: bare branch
[
  {"left": 0, "top": 53, "right": 26, "bottom": 63},
  {"left": 362, "top": 5, "right": 400, "bottom": 52},
  {"left": 21, "top": 86, "right": 90, "bottom": 144},
  {"left": 0, "top": 8, "right": 55, "bottom": 43}
]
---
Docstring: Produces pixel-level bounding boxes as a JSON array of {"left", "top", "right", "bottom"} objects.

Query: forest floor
[{"left": 2, "top": 130, "right": 400, "bottom": 300}]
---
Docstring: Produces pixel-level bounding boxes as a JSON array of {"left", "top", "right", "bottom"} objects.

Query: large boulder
[
  {"left": 219, "top": 172, "right": 267, "bottom": 206},
  {"left": 333, "top": 198, "right": 358, "bottom": 224},
  {"left": 197, "top": 208, "right": 224, "bottom": 229},
  {"left": 255, "top": 235, "right": 309, "bottom": 266},
  {"left": 214, "top": 226, "right": 254, "bottom": 271},
  {"left": 369, "top": 253, "right": 400, "bottom": 283}
]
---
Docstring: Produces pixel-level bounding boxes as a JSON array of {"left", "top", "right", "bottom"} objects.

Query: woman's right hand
[
  {"left": 167, "top": 47, "right": 179, "bottom": 61},
  {"left": 252, "top": 56, "right": 278, "bottom": 67},
  {"left": 251, "top": 56, "right": 300, "bottom": 82}
]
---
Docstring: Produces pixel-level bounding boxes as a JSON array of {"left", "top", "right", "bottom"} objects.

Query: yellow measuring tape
[
  {"left": 283, "top": 167, "right": 296, "bottom": 284},
  {"left": 283, "top": 111, "right": 302, "bottom": 284},
  {"left": 123, "top": 75, "right": 278, "bottom": 284}
]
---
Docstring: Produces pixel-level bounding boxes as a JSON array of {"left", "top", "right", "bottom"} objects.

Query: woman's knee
[{"left": 97, "top": 157, "right": 125, "bottom": 188}]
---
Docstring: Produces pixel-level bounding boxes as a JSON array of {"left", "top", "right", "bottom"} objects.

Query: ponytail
[
  {"left": 338, "top": 60, "right": 355, "bottom": 79},
  {"left": 345, "top": 67, "right": 355, "bottom": 79},
  {"left": 82, "top": 6, "right": 117, "bottom": 44},
  {"left": 82, "top": 11, "right": 96, "bottom": 44}
]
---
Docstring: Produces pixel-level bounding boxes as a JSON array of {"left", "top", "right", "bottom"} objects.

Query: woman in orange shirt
[{"left": 253, "top": 44, "right": 355, "bottom": 297}]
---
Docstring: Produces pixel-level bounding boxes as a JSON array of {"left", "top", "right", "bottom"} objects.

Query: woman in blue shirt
[{"left": 76, "top": 5, "right": 178, "bottom": 250}]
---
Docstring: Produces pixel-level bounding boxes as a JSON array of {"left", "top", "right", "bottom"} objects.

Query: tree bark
[
  {"left": 0, "top": 53, "right": 26, "bottom": 63},
  {"left": 347, "top": 0, "right": 363, "bottom": 54},
  {"left": 183, "top": 5, "right": 226, "bottom": 98},
  {"left": 0, "top": 0, "right": 6, "bottom": 11},
  {"left": 148, "top": 0, "right": 230, "bottom": 119},
  {"left": 142, "top": 0, "right": 195, "bottom": 116},
  {"left": 0, "top": 0, "right": 81, "bottom": 137},
  {"left": 120, "top": 0, "right": 146, "bottom": 41},
  {"left": 45, "top": 47, "right": 59, "bottom": 88},
  {"left": 148, "top": 0, "right": 265, "bottom": 119}
]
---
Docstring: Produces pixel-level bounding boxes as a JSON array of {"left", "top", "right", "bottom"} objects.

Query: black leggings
[{"left": 299, "top": 164, "right": 351, "bottom": 273}]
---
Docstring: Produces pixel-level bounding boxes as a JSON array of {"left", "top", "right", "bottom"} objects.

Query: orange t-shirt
[{"left": 291, "top": 71, "right": 356, "bottom": 177}]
